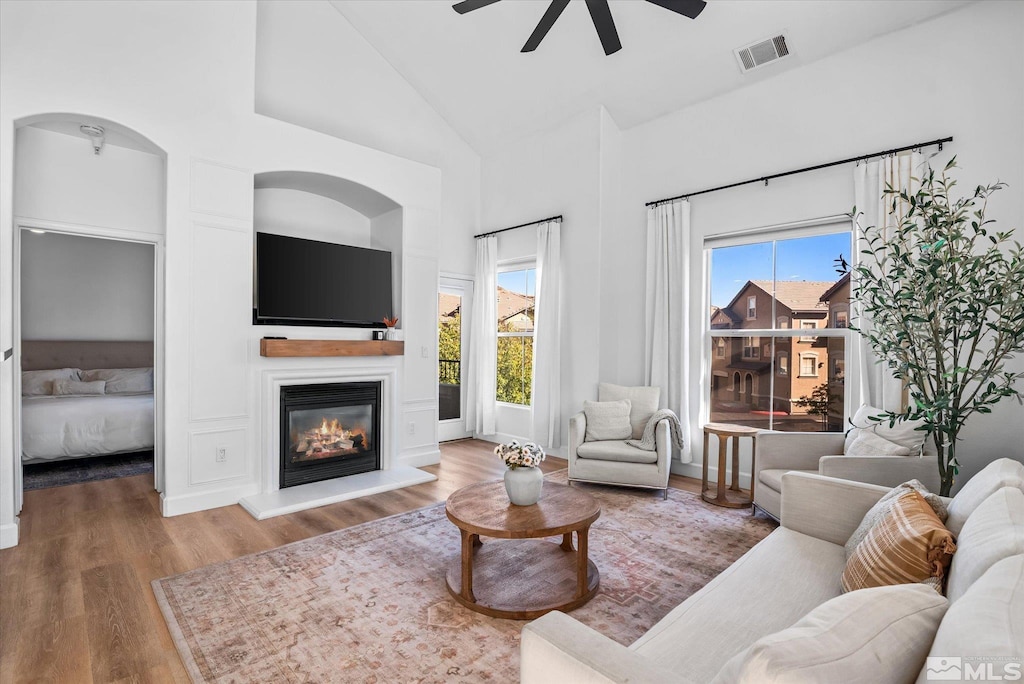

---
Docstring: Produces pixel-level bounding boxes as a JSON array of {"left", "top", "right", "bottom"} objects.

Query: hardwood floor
[{"left": 0, "top": 439, "right": 701, "bottom": 683}]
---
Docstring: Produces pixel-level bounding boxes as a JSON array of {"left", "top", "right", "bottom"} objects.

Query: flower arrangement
[
  {"left": 494, "top": 440, "right": 545, "bottom": 470},
  {"left": 382, "top": 316, "right": 399, "bottom": 328}
]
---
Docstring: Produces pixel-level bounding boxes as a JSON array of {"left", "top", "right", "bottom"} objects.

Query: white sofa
[
  {"left": 754, "top": 430, "right": 941, "bottom": 520},
  {"left": 521, "top": 459, "right": 1024, "bottom": 684}
]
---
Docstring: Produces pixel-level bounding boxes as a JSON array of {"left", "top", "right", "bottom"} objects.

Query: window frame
[
  {"left": 746, "top": 295, "right": 757, "bottom": 320},
  {"left": 799, "top": 320, "right": 818, "bottom": 342},
  {"left": 799, "top": 352, "right": 819, "bottom": 378},
  {"left": 495, "top": 260, "right": 536, "bottom": 408},
  {"left": 702, "top": 216, "right": 855, "bottom": 433}
]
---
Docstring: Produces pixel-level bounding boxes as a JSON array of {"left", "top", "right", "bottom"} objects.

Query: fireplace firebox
[{"left": 280, "top": 381, "right": 381, "bottom": 488}]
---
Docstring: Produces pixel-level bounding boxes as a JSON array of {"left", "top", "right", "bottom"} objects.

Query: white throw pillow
[
  {"left": 80, "top": 367, "right": 153, "bottom": 394},
  {"left": 844, "top": 404, "right": 929, "bottom": 456},
  {"left": 598, "top": 383, "right": 660, "bottom": 440},
  {"left": 21, "top": 368, "right": 80, "bottom": 396},
  {"left": 583, "top": 400, "right": 632, "bottom": 442},
  {"left": 845, "top": 430, "right": 912, "bottom": 456},
  {"left": 845, "top": 479, "right": 948, "bottom": 560},
  {"left": 945, "top": 487, "right": 1024, "bottom": 603},
  {"left": 712, "top": 584, "right": 948, "bottom": 684},
  {"left": 917, "top": 555, "right": 1024, "bottom": 684},
  {"left": 945, "top": 458, "right": 1024, "bottom": 537},
  {"left": 52, "top": 379, "right": 106, "bottom": 396}
]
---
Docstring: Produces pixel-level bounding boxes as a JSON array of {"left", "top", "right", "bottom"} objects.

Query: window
[
  {"left": 496, "top": 266, "right": 535, "bottom": 405},
  {"left": 742, "top": 336, "right": 759, "bottom": 359},
  {"left": 707, "top": 228, "right": 852, "bottom": 432},
  {"left": 800, "top": 353, "right": 818, "bottom": 377},
  {"left": 833, "top": 307, "right": 848, "bottom": 328}
]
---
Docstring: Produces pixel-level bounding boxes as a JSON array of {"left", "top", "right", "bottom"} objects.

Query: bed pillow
[
  {"left": 52, "top": 379, "right": 106, "bottom": 396},
  {"left": 22, "top": 368, "right": 80, "bottom": 396},
  {"left": 79, "top": 367, "right": 153, "bottom": 394},
  {"left": 583, "top": 400, "right": 632, "bottom": 442},
  {"left": 844, "top": 404, "right": 928, "bottom": 456}
]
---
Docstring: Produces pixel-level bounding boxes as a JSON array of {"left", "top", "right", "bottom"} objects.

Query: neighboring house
[
  {"left": 497, "top": 286, "right": 534, "bottom": 331},
  {"left": 819, "top": 273, "right": 851, "bottom": 430},
  {"left": 710, "top": 279, "right": 834, "bottom": 415},
  {"left": 438, "top": 293, "right": 461, "bottom": 322}
]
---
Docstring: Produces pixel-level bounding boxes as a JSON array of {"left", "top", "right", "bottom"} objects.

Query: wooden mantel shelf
[{"left": 260, "top": 339, "right": 404, "bottom": 358}]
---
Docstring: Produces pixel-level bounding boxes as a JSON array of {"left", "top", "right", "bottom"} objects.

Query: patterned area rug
[
  {"left": 154, "top": 471, "right": 775, "bottom": 683},
  {"left": 22, "top": 450, "right": 154, "bottom": 490}
]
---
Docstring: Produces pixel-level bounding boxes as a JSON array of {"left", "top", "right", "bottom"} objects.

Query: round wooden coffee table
[{"left": 444, "top": 480, "right": 601, "bottom": 620}]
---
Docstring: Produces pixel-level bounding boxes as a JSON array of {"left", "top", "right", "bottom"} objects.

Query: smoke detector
[
  {"left": 734, "top": 34, "right": 790, "bottom": 73},
  {"left": 79, "top": 124, "right": 105, "bottom": 155}
]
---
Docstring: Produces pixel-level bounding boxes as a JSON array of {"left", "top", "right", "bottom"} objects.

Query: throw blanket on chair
[{"left": 626, "top": 409, "right": 685, "bottom": 451}]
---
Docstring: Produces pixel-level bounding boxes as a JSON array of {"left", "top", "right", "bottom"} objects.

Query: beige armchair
[
  {"left": 753, "top": 431, "right": 940, "bottom": 520},
  {"left": 568, "top": 383, "right": 672, "bottom": 498}
]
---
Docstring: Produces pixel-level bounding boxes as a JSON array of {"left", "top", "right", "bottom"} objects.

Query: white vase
[
  {"left": 385, "top": 328, "right": 397, "bottom": 340},
  {"left": 504, "top": 466, "right": 543, "bottom": 506}
]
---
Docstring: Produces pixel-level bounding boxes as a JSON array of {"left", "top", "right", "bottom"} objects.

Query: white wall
[
  {"left": 21, "top": 231, "right": 154, "bottom": 341},
  {"left": 370, "top": 207, "right": 404, "bottom": 324},
  {"left": 254, "top": 0, "right": 481, "bottom": 277},
  {"left": 0, "top": 0, "right": 444, "bottom": 547},
  {"left": 14, "top": 125, "right": 164, "bottom": 234},
  {"left": 479, "top": 0, "right": 1024, "bottom": 487},
  {"left": 254, "top": 187, "right": 371, "bottom": 246}
]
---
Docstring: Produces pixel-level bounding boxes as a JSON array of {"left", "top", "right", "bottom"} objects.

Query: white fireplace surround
[{"left": 238, "top": 364, "right": 436, "bottom": 519}]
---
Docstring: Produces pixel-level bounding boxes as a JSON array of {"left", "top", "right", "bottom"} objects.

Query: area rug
[
  {"left": 154, "top": 471, "right": 776, "bottom": 683},
  {"left": 22, "top": 450, "right": 153, "bottom": 490}
]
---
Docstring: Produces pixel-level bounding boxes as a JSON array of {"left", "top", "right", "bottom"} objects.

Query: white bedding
[{"left": 21, "top": 393, "right": 154, "bottom": 463}]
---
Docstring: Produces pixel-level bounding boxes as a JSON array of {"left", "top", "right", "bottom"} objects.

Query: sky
[
  {"left": 497, "top": 268, "right": 536, "bottom": 296},
  {"left": 710, "top": 231, "right": 851, "bottom": 307}
]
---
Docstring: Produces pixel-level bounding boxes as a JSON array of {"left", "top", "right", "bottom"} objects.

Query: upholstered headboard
[{"left": 21, "top": 340, "right": 154, "bottom": 371}]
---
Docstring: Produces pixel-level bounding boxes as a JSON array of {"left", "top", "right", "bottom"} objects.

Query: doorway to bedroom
[
  {"left": 11, "top": 115, "right": 167, "bottom": 517},
  {"left": 19, "top": 230, "right": 157, "bottom": 491}
]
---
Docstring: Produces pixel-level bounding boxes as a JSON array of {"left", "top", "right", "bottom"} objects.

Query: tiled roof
[
  {"left": 750, "top": 280, "right": 832, "bottom": 312},
  {"left": 497, "top": 286, "right": 534, "bottom": 322},
  {"left": 439, "top": 293, "right": 461, "bottom": 317}
]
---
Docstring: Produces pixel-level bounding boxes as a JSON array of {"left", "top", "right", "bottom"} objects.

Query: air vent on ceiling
[{"left": 734, "top": 34, "right": 790, "bottom": 73}]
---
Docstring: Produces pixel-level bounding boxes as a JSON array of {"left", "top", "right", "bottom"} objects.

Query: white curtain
[
  {"left": 531, "top": 221, "right": 561, "bottom": 449},
  {"left": 467, "top": 235, "right": 497, "bottom": 435},
  {"left": 852, "top": 152, "right": 922, "bottom": 412},
  {"left": 644, "top": 200, "right": 691, "bottom": 463}
]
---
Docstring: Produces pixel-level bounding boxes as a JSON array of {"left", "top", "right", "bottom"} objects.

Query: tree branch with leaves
[{"left": 849, "top": 157, "right": 1024, "bottom": 495}]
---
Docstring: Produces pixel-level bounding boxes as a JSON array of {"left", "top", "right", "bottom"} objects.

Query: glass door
[{"left": 438, "top": 277, "right": 473, "bottom": 442}]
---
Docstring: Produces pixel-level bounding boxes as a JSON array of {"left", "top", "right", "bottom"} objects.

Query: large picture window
[
  {"left": 707, "top": 227, "right": 852, "bottom": 432},
  {"left": 496, "top": 266, "right": 535, "bottom": 406}
]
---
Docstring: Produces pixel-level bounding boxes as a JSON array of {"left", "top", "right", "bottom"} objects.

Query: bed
[{"left": 21, "top": 340, "right": 155, "bottom": 464}]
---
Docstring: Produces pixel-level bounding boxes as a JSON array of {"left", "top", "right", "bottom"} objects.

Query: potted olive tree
[{"left": 851, "top": 158, "right": 1024, "bottom": 495}]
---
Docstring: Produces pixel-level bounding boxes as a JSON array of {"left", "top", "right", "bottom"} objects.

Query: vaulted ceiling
[{"left": 329, "top": 0, "right": 969, "bottom": 152}]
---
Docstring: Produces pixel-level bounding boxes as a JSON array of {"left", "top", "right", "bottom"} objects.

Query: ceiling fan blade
[
  {"left": 452, "top": 0, "right": 502, "bottom": 15},
  {"left": 644, "top": 0, "right": 707, "bottom": 20},
  {"left": 522, "top": 0, "right": 570, "bottom": 52},
  {"left": 584, "top": 0, "right": 621, "bottom": 56}
]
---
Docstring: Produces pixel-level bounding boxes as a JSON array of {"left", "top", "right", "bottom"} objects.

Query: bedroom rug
[
  {"left": 154, "top": 471, "right": 776, "bottom": 683},
  {"left": 22, "top": 450, "right": 154, "bottom": 490}
]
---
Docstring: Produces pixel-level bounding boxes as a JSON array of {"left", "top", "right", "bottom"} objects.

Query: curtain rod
[
  {"left": 474, "top": 215, "right": 562, "bottom": 239},
  {"left": 645, "top": 136, "right": 953, "bottom": 207}
]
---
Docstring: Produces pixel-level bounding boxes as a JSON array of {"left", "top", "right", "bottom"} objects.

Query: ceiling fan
[{"left": 452, "top": 0, "right": 707, "bottom": 56}]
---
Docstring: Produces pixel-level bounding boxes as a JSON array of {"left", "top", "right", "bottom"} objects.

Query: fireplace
[{"left": 280, "top": 381, "right": 381, "bottom": 488}]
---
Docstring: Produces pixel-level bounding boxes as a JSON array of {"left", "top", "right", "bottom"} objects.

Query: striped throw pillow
[{"left": 842, "top": 488, "right": 956, "bottom": 593}]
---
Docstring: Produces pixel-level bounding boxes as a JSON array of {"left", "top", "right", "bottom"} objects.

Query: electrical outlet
[
  {"left": 406, "top": 422, "right": 415, "bottom": 436},
  {"left": 421, "top": 345, "right": 429, "bottom": 359},
  {"left": 215, "top": 446, "right": 227, "bottom": 463}
]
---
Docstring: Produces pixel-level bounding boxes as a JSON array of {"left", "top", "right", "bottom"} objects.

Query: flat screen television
[{"left": 254, "top": 232, "right": 393, "bottom": 328}]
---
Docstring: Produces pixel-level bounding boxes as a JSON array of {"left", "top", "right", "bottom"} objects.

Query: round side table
[{"left": 701, "top": 423, "right": 759, "bottom": 508}]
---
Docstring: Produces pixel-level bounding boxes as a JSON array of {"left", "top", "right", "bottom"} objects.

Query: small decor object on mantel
[
  {"left": 496, "top": 440, "right": 546, "bottom": 506},
  {"left": 383, "top": 316, "right": 399, "bottom": 341}
]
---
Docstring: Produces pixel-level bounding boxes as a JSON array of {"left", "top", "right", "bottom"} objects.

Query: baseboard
[
  {"left": 160, "top": 482, "right": 260, "bottom": 517},
  {"left": 0, "top": 521, "right": 19, "bottom": 549},
  {"left": 397, "top": 446, "right": 441, "bottom": 468},
  {"left": 672, "top": 461, "right": 752, "bottom": 489}
]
